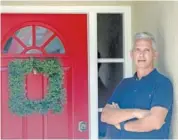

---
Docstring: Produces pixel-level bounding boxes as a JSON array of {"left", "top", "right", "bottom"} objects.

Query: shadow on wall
[
  {"left": 156, "top": 29, "right": 167, "bottom": 75},
  {"left": 156, "top": 28, "right": 174, "bottom": 139}
]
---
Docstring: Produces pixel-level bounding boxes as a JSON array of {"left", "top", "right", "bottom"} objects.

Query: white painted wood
[
  {"left": 0, "top": 0, "right": 132, "bottom": 1},
  {"left": 88, "top": 12, "right": 98, "bottom": 139},
  {"left": 1, "top": 6, "right": 130, "bottom": 14},
  {"left": 1, "top": 5, "right": 132, "bottom": 139},
  {"left": 123, "top": 6, "right": 133, "bottom": 78},
  {"left": 98, "top": 58, "right": 124, "bottom": 63}
]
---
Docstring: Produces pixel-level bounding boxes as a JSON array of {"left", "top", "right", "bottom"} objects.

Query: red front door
[{"left": 1, "top": 14, "right": 88, "bottom": 139}]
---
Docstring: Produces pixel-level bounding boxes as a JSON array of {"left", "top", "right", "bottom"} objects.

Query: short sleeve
[
  {"left": 107, "top": 79, "right": 125, "bottom": 105},
  {"left": 151, "top": 78, "right": 173, "bottom": 110}
]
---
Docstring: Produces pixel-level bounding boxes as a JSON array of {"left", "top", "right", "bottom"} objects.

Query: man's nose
[{"left": 139, "top": 51, "right": 144, "bottom": 56}]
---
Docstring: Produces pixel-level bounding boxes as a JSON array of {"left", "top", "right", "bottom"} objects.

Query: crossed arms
[{"left": 101, "top": 103, "right": 168, "bottom": 132}]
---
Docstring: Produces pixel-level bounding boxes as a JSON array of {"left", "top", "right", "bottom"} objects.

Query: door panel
[
  {"left": 1, "top": 69, "right": 23, "bottom": 139},
  {"left": 1, "top": 14, "right": 88, "bottom": 139},
  {"left": 1, "top": 58, "right": 73, "bottom": 139}
]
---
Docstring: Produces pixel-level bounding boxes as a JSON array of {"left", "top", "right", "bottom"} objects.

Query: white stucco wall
[{"left": 132, "top": 1, "right": 178, "bottom": 138}]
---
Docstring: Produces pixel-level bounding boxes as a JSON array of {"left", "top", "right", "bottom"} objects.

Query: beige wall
[{"left": 132, "top": 1, "right": 178, "bottom": 138}]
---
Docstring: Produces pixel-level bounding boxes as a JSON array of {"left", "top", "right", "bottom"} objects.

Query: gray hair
[{"left": 133, "top": 32, "right": 156, "bottom": 50}]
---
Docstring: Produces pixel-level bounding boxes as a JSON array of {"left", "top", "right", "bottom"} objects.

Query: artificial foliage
[{"left": 8, "top": 58, "right": 66, "bottom": 116}]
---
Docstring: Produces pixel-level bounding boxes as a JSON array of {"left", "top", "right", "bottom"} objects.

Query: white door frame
[{"left": 0, "top": 6, "right": 132, "bottom": 139}]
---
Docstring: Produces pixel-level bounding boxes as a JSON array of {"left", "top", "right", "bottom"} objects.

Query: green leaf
[{"left": 8, "top": 58, "right": 66, "bottom": 116}]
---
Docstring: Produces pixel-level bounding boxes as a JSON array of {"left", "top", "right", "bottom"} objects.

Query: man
[{"left": 101, "top": 32, "right": 173, "bottom": 139}]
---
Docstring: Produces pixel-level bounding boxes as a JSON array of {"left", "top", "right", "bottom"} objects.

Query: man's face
[{"left": 131, "top": 39, "right": 157, "bottom": 69}]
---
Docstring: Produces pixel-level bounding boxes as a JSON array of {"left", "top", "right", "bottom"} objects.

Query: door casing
[{"left": 1, "top": 5, "right": 132, "bottom": 139}]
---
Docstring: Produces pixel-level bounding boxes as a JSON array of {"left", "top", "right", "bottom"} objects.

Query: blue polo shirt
[{"left": 106, "top": 68, "right": 173, "bottom": 139}]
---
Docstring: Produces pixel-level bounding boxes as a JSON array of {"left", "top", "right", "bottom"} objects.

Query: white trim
[
  {"left": 1, "top": 6, "right": 130, "bottom": 13},
  {"left": 123, "top": 7, "right": 133, "bottom": 78},
  {"left": 88, "top": 12, "right": 98, "bottom": 139},
  {"left": 1, "top": 5, "right": 132, "bottom": 139},
  {"left": 98, "top": 58, "right": 124, "bottom": 63},
  {"left": 0, "top": 0, "right": 132, "bottom": 1}
]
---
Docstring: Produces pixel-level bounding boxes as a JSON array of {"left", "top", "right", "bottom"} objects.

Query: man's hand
[
  {"left": 111, "top": 102, "right": 121, "bottom": 130},
  {"left": 111, "top": 102, "right": 120, "bottom": 109},
  {"left": 101, "top": 105, "right": 121, "bottom": 125},
  {"left": 115, "top": 123, "right": 121, "bottom": 130}
]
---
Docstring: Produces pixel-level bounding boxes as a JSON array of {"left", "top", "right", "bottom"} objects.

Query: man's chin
[{"left": 136, "top": 64, "right": 147, "bottom": 69}]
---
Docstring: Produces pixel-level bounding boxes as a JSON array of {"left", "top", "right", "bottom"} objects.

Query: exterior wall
[{"left": 132, "top": 1, "right": 178, "bottom": 138}]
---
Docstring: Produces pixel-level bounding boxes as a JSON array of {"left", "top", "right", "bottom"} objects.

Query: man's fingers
[
  {"left": 113, "top": 102, "right": 119, "bottom": 108},
  {"left": 112, "top": 102, "right": 115, "bottom": 108},
  {"left": 116, "top": 104, "right": 119, "bottom": 108},
  {"left": 115, "top": 124, "right": 121, "bottom": 130},
  {"left": 112, "top": 102, "right": 118, "bottom": 108}
]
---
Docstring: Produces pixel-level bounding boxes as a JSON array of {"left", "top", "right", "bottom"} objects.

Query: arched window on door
[{"left": 3, "top": 25, "right": 65, "bottom": 54}]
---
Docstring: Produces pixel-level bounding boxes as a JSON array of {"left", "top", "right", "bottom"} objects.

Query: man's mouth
[{"left": 138, "top": 60, "right": 146, "bottom": 62}]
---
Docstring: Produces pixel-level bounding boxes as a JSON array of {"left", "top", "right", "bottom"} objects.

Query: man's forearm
[
  {"left": 124, "top": 115, "right": 163, "bottom": 132},
  {"left": 101, "top": 107, "right": 139, "bottom": 125},
  {"left": 111, "top": 109, "right": 137, "bottom": 123}
]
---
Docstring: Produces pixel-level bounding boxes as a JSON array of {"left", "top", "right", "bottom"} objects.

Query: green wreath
[{"left": 8, "top": 58, "right": 66, "bottom": 116}]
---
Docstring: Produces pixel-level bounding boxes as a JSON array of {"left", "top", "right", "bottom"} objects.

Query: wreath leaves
[{"left": 8, "top": 58, "right": 66, "bottom": 116}]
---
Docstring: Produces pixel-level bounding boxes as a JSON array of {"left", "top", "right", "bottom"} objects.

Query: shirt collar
[{"left": 133, "top": 68, "right": 157, "bottom": 81}]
